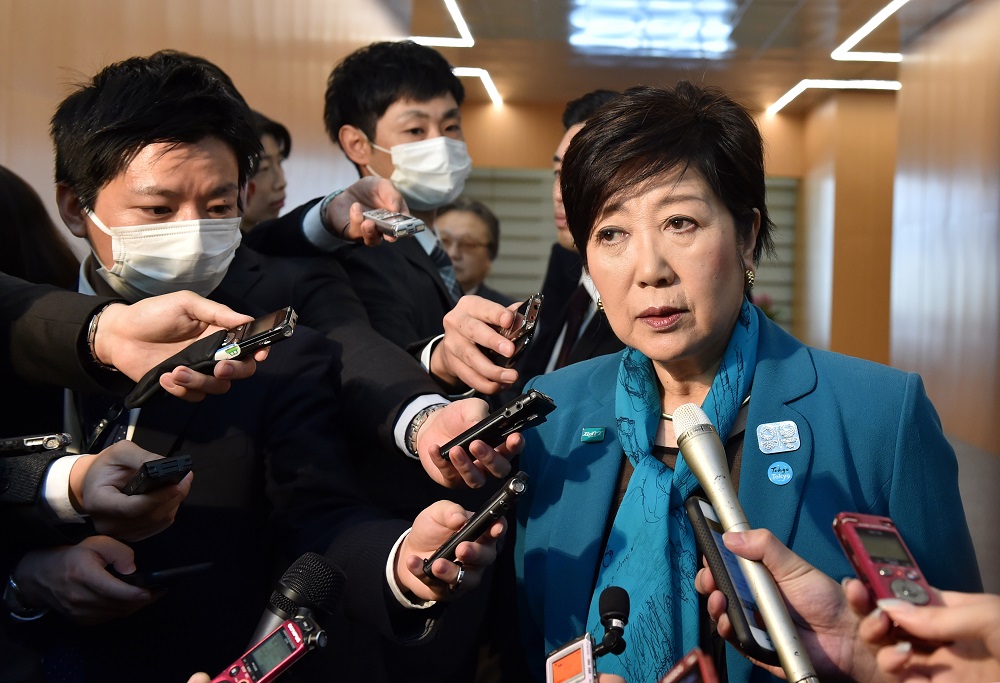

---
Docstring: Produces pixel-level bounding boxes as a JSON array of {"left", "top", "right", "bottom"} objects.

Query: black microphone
[
  {"left": 248, "top": 551, "right": 347, "bottom": 648},
  {"left": 593, "top": 586, "right": 629, "bottom": 658},
  {"left": 673, "top": 404, "right": 818, "bottom": 683}
]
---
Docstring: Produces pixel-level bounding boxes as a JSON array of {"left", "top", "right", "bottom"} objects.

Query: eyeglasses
[{"left": 439, "top": 233, "right": 491, "bottom": 252}]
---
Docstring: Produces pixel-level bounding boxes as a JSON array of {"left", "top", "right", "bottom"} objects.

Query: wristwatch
[
  {"left": 406, "top": 404, "right": 448, "bottom": 458},
  {"left": 4, "top": 575, "right": 49, "bottom": 622}
]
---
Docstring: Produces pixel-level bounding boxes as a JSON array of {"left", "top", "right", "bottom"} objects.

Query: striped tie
[{"left": 429, "top": 240, "right": 463, "bottom": 303}]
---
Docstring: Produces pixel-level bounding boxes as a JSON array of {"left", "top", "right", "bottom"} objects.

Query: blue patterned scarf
[{"left": 585, "top": 299, "right": 759, "bottom": 682}]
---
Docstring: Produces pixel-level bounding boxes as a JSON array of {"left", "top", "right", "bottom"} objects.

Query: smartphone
[
  {"left": 108, "top": 560, "right": 215, "bottom": 590},
  {"left": 657, "top": 647, "right": 719, "bottom": 683},
  {"left": 125, "top": 307, "right": 297, "bottom": 408},
  {"left": 685, "top": 496, "right": 779, "bottom": 665},
  {"left": 484, "top": 293, "right": 543, "bottom": 368},
  {"left": 422, "top": 470, "right": 528, "bottom": 578},
  {"left": 122, "top": 454, "right": 193, "bottom": 495},
  {"left": 545, "top": 634, "right": 595, "bottom": 683},
  {"left": 0, "top": 432, "right": 72, "bottom": 455},
  {"left": 362, "top": 208, "right": 426, "bottom": 237},
  {"left": 211, "top": 611, "right": 327, "bottom": 683},
  {"left": 832, "top": 512, "right": 942, "bottom": 607},
  {"left": 437, "top": 389, "right": 555, "bottom": 462}
]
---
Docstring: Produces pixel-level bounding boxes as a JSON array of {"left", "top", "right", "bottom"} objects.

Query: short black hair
[
  {"left": 252, "top": 110, "right": 292, "bottom": 159},
  {"left": 51, "top": 51, "right": 260, "bottom": 211},
  {"left": 562, "top": 83, "right": 774, "bottom": 268},
  {"left": 562, "top": 89, "right": 620, "bottom": 130},
  {"left": 437, "top": 197, "right": 501, "bottom": 260},
  {"left": 323, "top": 40, "right": 464, "bottom": 145}
]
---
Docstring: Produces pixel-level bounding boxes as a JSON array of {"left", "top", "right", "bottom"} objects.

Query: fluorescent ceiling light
[
  {"left": 831, "top": 0, "right": 911, "bottom": 62},
  {"left": 569, "top": 0, "right": 736, "bottom": 58},
  {"left": 452, "top": 67, "right": 503, "bottom": 107},
  {"left": 766, "top": 79, "right": 901, "bottom": 116},
  {"left": 411, "top": 0, "right": 474, "bottom": 48}
]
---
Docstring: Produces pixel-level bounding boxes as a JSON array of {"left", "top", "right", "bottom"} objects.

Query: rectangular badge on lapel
[{"left": 580, "top": 427, "right": 606, "bottom": 443}]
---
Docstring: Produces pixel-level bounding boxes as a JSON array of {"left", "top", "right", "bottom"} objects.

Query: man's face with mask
[
  {"left": 59, "top": 136, "right": 243, "bottom": 298},
  {"left": 552, "top": 122, "right": 585, "bottom": 252}
]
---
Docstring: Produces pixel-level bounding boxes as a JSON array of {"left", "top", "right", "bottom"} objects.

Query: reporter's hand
[
  {"left": 416, "top": 398, "right": 523, "bottom": 488},
  {"left": 95, "top": 292, "right": 268, "bottom": 401},
  {"left": 859, "top": 590, "right": 1000, "bottom": 683},
  {"left": 186, "top": 675, "right": 210, "bottom": 683},
  {"left": 429, "top": 295, "right": 520, "bottom": 394},
  {"left": 14, "top": 536, "right": 156, "bottom": 624},
  {"left": 323, "top": 177, "right": 409, "bottom": 246},
  {"left": 694, "top": 528, "right": 878, "bottom": 683},
  {"left": 69, "top": 442, "right": 192, "bottom": 541},
  {"left": 395, "top": 500, "right": 506, "bottom": 602}
]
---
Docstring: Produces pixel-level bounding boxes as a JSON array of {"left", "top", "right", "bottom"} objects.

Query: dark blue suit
[{"left": 515, "top": 313, "right": 981, "bottom": 682}]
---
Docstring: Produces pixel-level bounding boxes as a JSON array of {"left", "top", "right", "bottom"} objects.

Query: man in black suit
[
  {"left": 244, "top": 41, "right": 529, "bottom": 400},
  {"left": 2, "top": 52, "right": 508, "bottom": 683}
]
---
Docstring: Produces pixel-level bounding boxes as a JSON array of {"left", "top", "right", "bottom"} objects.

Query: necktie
[
  {"left": 554, "top": 283, "right": 591, "bottom": 369},
  {"left": 429, "top": 240, "right": 464, "bottom": 304}
]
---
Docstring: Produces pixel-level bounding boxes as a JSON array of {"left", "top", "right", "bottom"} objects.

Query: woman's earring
[
  {"left": 745, "top": 269, "right": 755, "bottom": 289},
  {"left": 596, "top": 296, "right": 604, "bottom": 311}
]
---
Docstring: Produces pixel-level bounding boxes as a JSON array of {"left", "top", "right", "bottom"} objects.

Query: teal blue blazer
[{"left": 515, "top": 313, "right": 982, "bottom": 682}]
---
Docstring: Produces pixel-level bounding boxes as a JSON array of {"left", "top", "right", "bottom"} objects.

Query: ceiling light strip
[
  {"left": 452, "top": 67, "right": 503, "bottom": 107},
  {"left": 766, "top": 79, "right": 901, "bottom": 116},
  {"left": 831, "top": 0, "right": 911, "bottom": 62},
  {"left": 411, "top": 0, "right": 475, "bottom": 48}
]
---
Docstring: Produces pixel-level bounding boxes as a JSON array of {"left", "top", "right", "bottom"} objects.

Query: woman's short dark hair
[
  {"left": 436, "top": 197, "right": 501, "bottom": 260},
  {"left": 252, "top": 110, "right": 292, "bottom": 160},
  {"left": 323, "top": 41, "right": 465, "bottom": 145},
  {"left": 51, "top": 51, "right": 260, "bottom": 211},
  {"left": 561, "top": 82, "right": 774, "bottom": 267}
]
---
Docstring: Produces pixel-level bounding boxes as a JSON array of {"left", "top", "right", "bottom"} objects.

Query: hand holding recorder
[
  {"left": 319, "top": 176, "right": 410, "bottom": 246},
  {"left": 430, "top": 295, "right": 536, "bottom": 395}
]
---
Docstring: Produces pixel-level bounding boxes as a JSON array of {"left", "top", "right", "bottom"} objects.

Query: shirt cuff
[
  {"left": 394, "top": 395, "right": 451, "bottom": 459},
  {"left": 42, "top": 454, "right": 89, "bottom": 523},
  {"left": 385, "top": 529, "right": 437, "bottom": 610},
  {"left": 418, "top": 334, "right": 445, "bottom": 372},
  {"left": 303, "top": 197, "right": 347, "bottom": 252}
]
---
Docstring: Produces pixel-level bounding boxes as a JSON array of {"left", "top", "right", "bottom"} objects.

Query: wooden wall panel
[{"left": 891, "top": 0, "right": 1000, "bottom": 455}]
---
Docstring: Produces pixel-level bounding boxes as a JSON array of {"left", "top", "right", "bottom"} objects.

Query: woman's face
[{"left": 585, "top": 168, "right": 758, "bottom": 377}]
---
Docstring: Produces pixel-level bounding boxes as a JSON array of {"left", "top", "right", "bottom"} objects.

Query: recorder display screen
[
  {"left": 245, "top": 628, "right": 295, "bottom": 678},
  {"left": 550, "top": 647, "right": 584, "bottom": 683},
  {"left": 857, "top": 528, "right": 913, "bottom": 565}
]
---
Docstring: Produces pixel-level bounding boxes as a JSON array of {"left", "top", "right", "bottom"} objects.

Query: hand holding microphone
[{"left": 674, "top": 403, "right": 819, "bottom": 683}]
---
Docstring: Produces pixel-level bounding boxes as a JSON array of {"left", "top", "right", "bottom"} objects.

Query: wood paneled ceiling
[{"left": 408, "top": 0, "right": 971, "bottom": 114}]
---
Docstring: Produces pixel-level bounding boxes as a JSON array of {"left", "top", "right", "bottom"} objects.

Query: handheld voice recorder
[
  {"left": 122, "top": 454, "right": 192, "bottom": 495},
  {"left": 0, "top": 432, "right": 72, "bottom": 454},
  {"left": 422, "top": 470, "right": 528, "bottom": 578},
  {"left": 438, "top": 389, "right": 555, "bottom": 462},
  {"left": 546, "top": 633, "right": 595, "bottom": 683},
  {"left": 484, "top": 293, "right": 543, "bottom": 368},
  {"left": 833, "top": 512, "right": 941, "bottom": 607},
  {"left": 657, "top": 647, "right": 719, "bottom": 683},
  {"left": 211, "top": 610, "right": 326, "bottom": 683},
  {"left": 362, "top": 208, "right": 426, "bottom": 237},
  {"left": 685, "top": 496, "right": 779, "bottom": 665}
]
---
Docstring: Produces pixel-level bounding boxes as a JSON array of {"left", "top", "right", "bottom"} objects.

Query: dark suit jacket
[
  {"left": 245, "top": 199, "right": 456, "bottom": 350},
  {"left": 474, "top": 282, "right": 515, "bottom": 307}
]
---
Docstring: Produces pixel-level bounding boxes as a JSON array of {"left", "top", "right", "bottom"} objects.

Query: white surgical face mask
[
  {"left": 86, "top": 209, "right": 241, "bottom": 299},
  {"left": 367, "top": 136, "right": 472, "bottom": 211}
]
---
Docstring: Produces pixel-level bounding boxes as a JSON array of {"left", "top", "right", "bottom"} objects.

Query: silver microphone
[{"left": 673, "top": 403, "right": 818, "bottom": 683}]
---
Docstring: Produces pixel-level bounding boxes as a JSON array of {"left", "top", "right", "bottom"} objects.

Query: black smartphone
[
  {"left": 437, "top": 389, "right": 555, "bottom": 462},
  {"left": 122, "top": 454, "right": 193, "bottom": 495},
  {"left": 484, "top": 294, "right": 543, "bottom": 368},
  {"left": 684, "top": 496, "right": 779, "bottom": 665},
  {"left": 422, "top": 470, "right": 528, "bottom": 578},
  {"left": 361, "top": 208, "right": 426, "bottom": 237},
  {"left": 0, "top": 432, "right": 72, "bottom": 455},
  {"left": 108, "top": 561, "right": 215, "bottom": 590},
  {"left": 125, "top": 307, "right": 297, "bottom": 408}
]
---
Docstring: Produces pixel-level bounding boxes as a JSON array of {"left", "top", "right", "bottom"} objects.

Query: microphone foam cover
[
  {"left": 277, "top": 551, "right": 347, "bottom": 614},
  {"left": 599, "top": 586, "right": 630, "bottom": 623},
  {"left": 671, "top": 403, "right": 713, "bottom": 438}
]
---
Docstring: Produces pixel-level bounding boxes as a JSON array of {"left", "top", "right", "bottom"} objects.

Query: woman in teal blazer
[{"left": 512, "top": 83, "right": 981, "bottom": 683}]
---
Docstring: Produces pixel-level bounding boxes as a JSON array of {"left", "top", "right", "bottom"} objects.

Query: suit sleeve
[
  {"left": 244, "top": 198, "right": 343, "bottom": 257},
  {"left": 887, "top": 373, "right": 983, "bottom": 592},
  {"left": 0, "top": 272, "right": 130, "bottom": 394}
]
